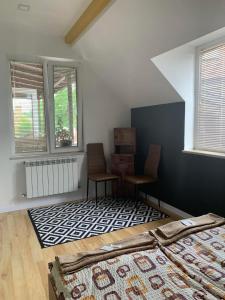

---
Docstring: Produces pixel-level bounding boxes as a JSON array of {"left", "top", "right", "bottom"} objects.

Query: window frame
[
  {"left": 47, "top": 60, "right": 83, "bottom": 154},
  {"left": 194, "top": 37, "right": 225, "bottom": 154},
  {"left": 8, "top": 56, "right": 83, "bottom": 158}
]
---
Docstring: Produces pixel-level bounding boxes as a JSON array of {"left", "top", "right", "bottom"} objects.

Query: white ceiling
[
  {"left": 74, "top": 0, "right": 225, "bottom": 107},
  {"left": 2, "top": 0, "right": 225, "bottom": 108},
  {"left": 0, "top": 0, "right": 91, "bottom": 36}
]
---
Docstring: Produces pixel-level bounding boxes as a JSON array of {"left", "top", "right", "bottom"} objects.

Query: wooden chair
[
  {"left": 86, "top": 143, "right": 119, "bottom": 206},
  {"left": 124, "top": 144, "right": 161, "bottom": 208}
]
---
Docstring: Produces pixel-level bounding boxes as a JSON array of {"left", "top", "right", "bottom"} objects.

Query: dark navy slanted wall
[{"left": 131, "top": 102, "right": 225, "bottom": 217}]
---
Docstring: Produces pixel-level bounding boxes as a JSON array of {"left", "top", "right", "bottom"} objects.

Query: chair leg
[
  {"left": 116, "top": 179, "right": 119, "bottom": 200},
  {"left": 134, "top": 185, "right": 138, "bottom": 209},
  {"left": 145, "top": 192, "right": 147, "bottom": 202},
  {"left": 158, "top": 198, "right": 160, "bottom": 208},
  {"left": 86, "top": 178, "right": 89, "bottom": 201},
  {"left": 111, "top": 180, "right": 116, "bottom": 200},
  {"left": 95, "top": 181, "right": 98, "bottom": 207},
  {"left": 104, "top": 181, "right": 107, "bottom": 199}
]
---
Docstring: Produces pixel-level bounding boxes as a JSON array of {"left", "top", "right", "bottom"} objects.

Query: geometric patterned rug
[{"left": 28, "top": 197, "right": 167, "bottom": 248}]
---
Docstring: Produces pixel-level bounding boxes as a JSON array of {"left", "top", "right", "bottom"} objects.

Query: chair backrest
[
  {"left": 144, "top": 144, "right": 161, "bottom": 179},
  {"left": 87, "top": 143, "right": 107, "bottom": 175}
]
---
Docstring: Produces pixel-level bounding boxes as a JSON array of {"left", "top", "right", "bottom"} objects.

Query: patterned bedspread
[
  {"left": 51, "top": 245, "right": 221, "bottom": 299},
  {"left": 162, "top": 225, "right": 225, "bottom": 299}
]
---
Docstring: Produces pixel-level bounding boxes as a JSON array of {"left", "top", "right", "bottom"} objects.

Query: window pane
[
  {"left": 195, "top": 44, "right": 225, "bottom": 153},
  {"left": 53, "top": 66, "right": 78, "bottom": 148},
  {"left": 10, "top": 62, "right": 47, "bottom": 153}
]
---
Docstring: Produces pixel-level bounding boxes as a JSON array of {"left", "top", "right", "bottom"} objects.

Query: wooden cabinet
[
  {"left": 111, "top": 154, "right": 134, "bottom": 178},
  {"left": 111, "top": 128, "right": 136, "bottom": 197},
  {"left": 111, "top": 154, "right": 134, "bottom": 197},
  {"left": 114, "top": 128, "right": 136, "bottom": 154},
  {"left": 114, "top": 128, "right": 136, "bottom": 146}
]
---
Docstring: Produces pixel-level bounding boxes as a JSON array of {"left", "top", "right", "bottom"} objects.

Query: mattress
[
  {"left": 49, "top": 214, "right": 225, "bottom": 300},
  {"left": 162, "top": 224, "right": 225, "bottom": 299},
  {"left": 50, "top": 244, "right": 221, "bottom": 299}
]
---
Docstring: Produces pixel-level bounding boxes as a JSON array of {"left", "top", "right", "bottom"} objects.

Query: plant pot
[{"left": 60, "top": 140, "right": 72, "bottom": 147}]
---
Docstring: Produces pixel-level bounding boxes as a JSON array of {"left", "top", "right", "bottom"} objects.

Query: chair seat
[
  {"left": 124, "top": 175, "right": 157, "bottom": 185},
  {"left": 89, "top": 173, "right": 119, "bottom": 182}
]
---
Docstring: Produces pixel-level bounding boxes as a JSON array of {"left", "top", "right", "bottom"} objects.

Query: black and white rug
[{"left": 28, "top": 197, "right": 167, "bottom": 248}]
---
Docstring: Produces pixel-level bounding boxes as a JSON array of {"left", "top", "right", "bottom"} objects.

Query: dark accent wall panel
[{"left": 131, "top": 102, "right": 225, "bottom": 216}]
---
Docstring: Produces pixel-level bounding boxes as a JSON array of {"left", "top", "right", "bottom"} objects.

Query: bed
[{"left": 48, "top": 213, "right": 225, "bottom": 300}]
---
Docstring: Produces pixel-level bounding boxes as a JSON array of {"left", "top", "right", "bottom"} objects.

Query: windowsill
[
  {"left": 9, "top": 151, "right": 85, "bottom": 161},
  {"left": 182, "top": 149, "right": 225, "bottom": 160}
]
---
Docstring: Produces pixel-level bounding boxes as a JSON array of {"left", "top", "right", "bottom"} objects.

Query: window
[
  {"left": 10, "top": 60, "right": 81, "bottom": 155},
  {"left": 11, "top": 62, "right": 47, "bottom": 153},
  {"left": 53, "top": 66, "right": 78, "bottom": 148},
  {"left": 195, "top": 42, "right": 225, "bottom": 154}
]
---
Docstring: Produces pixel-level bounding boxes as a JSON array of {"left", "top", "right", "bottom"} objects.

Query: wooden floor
[{"left": 0, "top": 206, "right": 174, "bottom": 300}]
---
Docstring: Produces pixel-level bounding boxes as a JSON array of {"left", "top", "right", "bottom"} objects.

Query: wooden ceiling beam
[
  {"left": 54, "top": 76, "right": 66, "bottom": 89},
  {"left": 64, "top": 0, "right": 113, "bottom": 45}
]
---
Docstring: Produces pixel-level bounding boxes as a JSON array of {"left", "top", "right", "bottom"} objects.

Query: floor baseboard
[
  {"left": 0, "top": 192, "right": 113, "bottom": 214},
  {"left": 0, "top": 191, "right": 193, "bottom": 219},
  {"left": 0, "top": 192, "right": 83, "bottom": 214},
  {"left": 140, "top": 192, "right": 193, "bottom": 219}
]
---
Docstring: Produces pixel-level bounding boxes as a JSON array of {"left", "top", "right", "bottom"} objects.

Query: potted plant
[{"left": 55, "top": 118, "right": 72, "bottom": 147}]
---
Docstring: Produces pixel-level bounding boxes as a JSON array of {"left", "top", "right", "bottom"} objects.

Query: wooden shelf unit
[{"left": 111, "top": 128, "right": 136, "bottom": 196}]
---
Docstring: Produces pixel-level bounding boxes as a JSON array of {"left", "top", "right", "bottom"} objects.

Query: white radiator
[{"left": 24, "top": 158, "right": 78, "bottom": 198}]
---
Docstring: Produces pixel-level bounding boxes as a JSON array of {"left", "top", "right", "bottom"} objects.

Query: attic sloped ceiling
[
  {"left": 74, "top": 0, "right": 225, "bottom": 108},
  {"left": 0, "top": 0, "right": 92, "bottom": 37}
]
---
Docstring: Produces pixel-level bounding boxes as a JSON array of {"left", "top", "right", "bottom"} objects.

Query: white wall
[
  {"left": 151, "top": 27, "right": 225, "bottom": 150},
  {"left": 3, "top": 0, "right": 225, "bottom": 212},
  {"left": 74, "top": 0, "right": 225, "bottom": 108},
  {"left": 0, "top": 24, "right": 130, "bottom": 212},
  {"left": 152, "top": 46, "right": 195, "bottom": 149}
]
